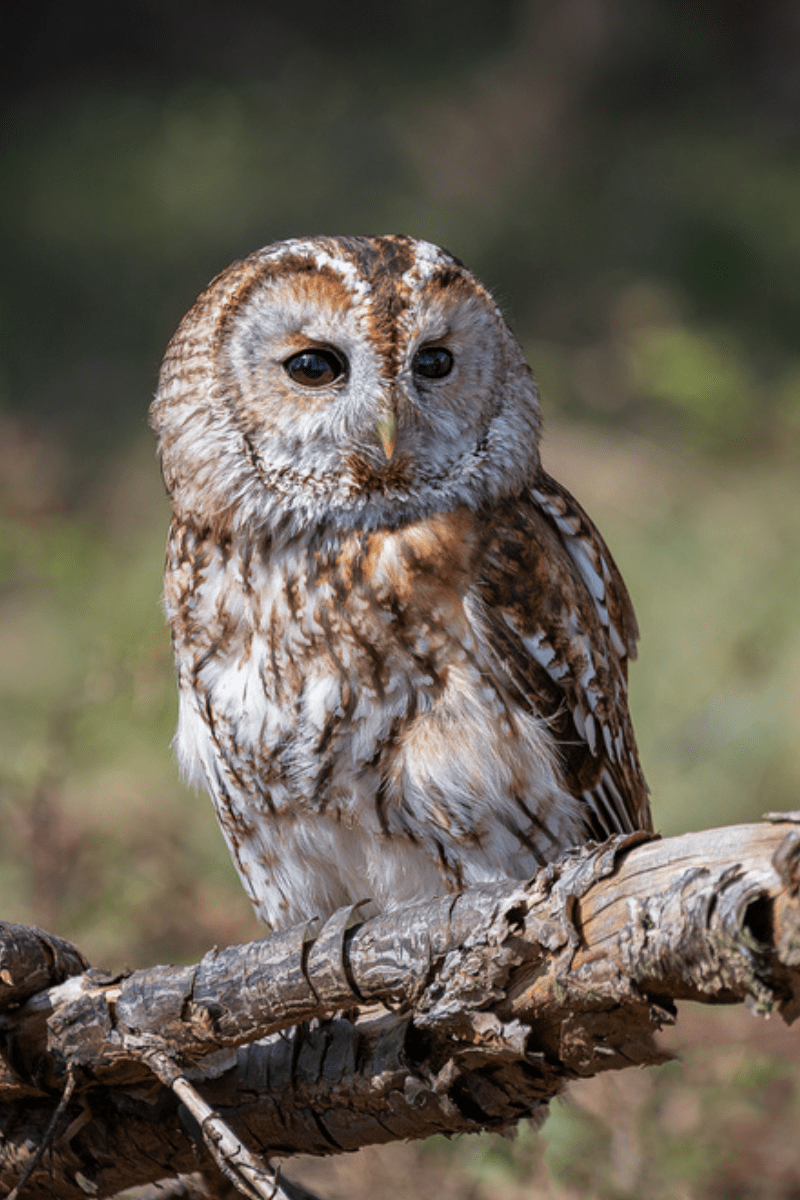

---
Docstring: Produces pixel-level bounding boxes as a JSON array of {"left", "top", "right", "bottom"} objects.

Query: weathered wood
[
  {"left": 0, "top": 923, "right": 89, "bottom": 1009},
  {"left": 2, "top": 819, "right": 799, "bottom": 1198}
]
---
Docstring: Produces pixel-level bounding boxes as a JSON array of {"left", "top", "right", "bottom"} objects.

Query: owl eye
[
  {"left": 284, "top": 348, "right": 346, "bottom": 387},
  {"left": 413, "top": 346, "right": 454, "bottom": 380}
]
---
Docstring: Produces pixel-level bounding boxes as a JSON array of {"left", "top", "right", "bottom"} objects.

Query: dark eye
[
  {"left": 284, "top": 348, "right": 346, "bottom": 387},
  {"left": 413, "top": 346, "right": 453, "bottom": 380}
]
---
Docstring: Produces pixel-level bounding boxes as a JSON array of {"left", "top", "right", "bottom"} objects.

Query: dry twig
[{"left": 1, "top": 817, "right": 799, "bottom": 1198}]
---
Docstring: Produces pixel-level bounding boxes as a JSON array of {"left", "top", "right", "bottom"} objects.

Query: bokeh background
[{"left": 2, "top": 2, "right": 800, "bottom": 1196}]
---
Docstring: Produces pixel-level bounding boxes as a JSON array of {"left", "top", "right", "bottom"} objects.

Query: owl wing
[{"left": 469, "top": 470, "right": 651, "bottom": 839}]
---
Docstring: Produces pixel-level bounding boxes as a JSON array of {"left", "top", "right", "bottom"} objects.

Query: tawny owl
[{"left": 151, "top": 235, "right": 651, "bottom": 932}]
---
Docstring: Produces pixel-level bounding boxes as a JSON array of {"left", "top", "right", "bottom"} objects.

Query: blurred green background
[{"left": 1, "top": 2, "right": 799, "bottom": 1196}]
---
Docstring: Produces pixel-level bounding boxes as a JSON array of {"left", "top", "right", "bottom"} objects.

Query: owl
[{"left": 151, "top": 235, "right": 651, "bottom": 932}]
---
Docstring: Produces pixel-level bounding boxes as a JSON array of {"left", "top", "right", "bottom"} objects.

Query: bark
[{"left": 1, "top": 817, "right": 800, "bottom": 1199}]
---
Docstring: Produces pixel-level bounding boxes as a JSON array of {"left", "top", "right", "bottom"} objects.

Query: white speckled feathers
[{"left": 152, "top": 235, "right": 650, "bottom": 930}]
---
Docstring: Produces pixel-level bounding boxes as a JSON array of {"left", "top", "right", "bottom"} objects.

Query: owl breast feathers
[{"left": 150, "top": 235, "right": 651, "bottom": 931}]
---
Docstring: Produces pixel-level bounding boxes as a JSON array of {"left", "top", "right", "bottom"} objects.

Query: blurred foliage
[
  {"left": 0, "top": 439, "right": 262, "bottom": 965},
  {"left": 3, "top": 0, "right": 800, "bottom": 478},
  {"left": 2, "top": 2, "right": 800, "bottom": 1197}
]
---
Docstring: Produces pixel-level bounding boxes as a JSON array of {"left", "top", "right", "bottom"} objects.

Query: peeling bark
[{"left": 1, "top": 819, "right": 800, "bottom": 1198}]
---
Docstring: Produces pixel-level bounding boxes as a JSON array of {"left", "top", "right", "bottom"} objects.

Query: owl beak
[{"left": 374, "top": 409, "right": 397, "bottom": 461}]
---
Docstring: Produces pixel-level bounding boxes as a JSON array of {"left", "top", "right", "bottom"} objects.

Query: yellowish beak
[{"left": 375, "top": 410, "right": 396, "bottom": 461}]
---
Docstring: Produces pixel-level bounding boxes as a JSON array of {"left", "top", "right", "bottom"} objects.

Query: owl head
[{"left": 150, "top": 235, "right": 542, "bottom": 537}]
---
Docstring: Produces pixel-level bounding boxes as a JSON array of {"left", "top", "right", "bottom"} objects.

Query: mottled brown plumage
[{"left": 151, "top": 235, "right": 650, "bottom": 930}]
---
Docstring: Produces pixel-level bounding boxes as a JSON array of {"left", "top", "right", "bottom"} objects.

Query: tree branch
[{"left": 2, "top": 817, "right": 800, "bottom": 1198}]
